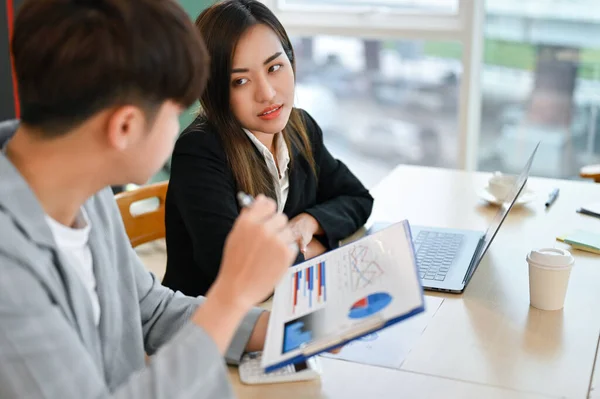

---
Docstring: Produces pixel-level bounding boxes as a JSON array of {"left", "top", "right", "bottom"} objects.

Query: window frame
[{"left": 261, "top": 0, "right": 484, "bottom": 170}]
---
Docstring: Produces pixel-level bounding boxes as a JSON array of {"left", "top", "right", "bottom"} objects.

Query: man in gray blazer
[{"left": 0, "top": 0, "right": 298, "bottom": 398}]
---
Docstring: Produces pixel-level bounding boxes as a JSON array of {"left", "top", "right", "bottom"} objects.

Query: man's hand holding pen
[{"left": 209, "top": 193, "right": 298, "bottom": 310}]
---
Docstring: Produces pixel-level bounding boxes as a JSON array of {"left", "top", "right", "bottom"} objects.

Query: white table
[{"left": 230, "top": 165, "right": 600, "bottom": 399}]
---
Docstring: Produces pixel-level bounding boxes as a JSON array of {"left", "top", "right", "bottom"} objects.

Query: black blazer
[{"left": 162, "top": 109, "right": 374, "bottom": 297}]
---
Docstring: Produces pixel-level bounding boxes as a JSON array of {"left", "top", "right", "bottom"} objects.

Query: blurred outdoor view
[{"left": 290, "top": 0, "right": 600, "bottom": 187}]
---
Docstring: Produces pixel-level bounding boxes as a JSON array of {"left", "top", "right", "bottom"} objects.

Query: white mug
[{"left": 487, "top": 172, "right": 524, "bottom": 200}]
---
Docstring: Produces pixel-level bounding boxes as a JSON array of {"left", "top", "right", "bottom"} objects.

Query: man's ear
[{"left": 106, "top": 105, "right": 147, "bottom": 151}]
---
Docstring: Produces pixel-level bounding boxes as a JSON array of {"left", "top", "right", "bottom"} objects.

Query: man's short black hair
[{"left": 12, "top": 0, "right": 209, "bottom": 136}]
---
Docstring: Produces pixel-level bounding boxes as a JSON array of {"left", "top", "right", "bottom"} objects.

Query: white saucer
[{"left": 477, "top": 186, "right": 536, "bottom": 207}]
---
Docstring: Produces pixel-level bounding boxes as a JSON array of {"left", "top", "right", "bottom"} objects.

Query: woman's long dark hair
[{"left": 195, "top": 0, "right": 315, "bottom": 201}]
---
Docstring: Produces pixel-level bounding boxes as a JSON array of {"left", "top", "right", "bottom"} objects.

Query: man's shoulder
[
  {"left": 0, "top": 187, "right": 121, "bottom": 264},
  {"left": 0, "top": 120, "right": 19, "bottom": 145}
]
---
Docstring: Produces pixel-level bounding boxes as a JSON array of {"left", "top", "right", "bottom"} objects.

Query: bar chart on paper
[{"left": 291, "top": 262, "right": 327, "bottom": 314}]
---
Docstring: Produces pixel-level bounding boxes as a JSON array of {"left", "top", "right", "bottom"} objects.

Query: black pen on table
[{"left": 545, "top": 188, "right": 559, "bottom": 208}]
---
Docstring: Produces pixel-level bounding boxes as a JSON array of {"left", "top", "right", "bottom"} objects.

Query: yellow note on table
[{"left": 557, "top": 230, "right": 600, "bottom": 255}]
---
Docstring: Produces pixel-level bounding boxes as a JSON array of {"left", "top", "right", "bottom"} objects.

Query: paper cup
[{"left": 526, "top": 248, "right": 574, "bottom": 311}]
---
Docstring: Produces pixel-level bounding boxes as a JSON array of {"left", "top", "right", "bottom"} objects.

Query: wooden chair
[
  {"left": 115, "top": 181, "right": 168, "bottom": 247},
  {"left": 580, "top": 164, "right": 600, "bottom": 183}
]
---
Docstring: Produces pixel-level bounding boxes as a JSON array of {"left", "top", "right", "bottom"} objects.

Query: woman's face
[{"left": 229, "top": 24, "right": 295, "bottom": 136}]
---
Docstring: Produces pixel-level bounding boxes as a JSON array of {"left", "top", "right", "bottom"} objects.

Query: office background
[{"left": 2, "top": 0, "right": 599, "bottom": 187}]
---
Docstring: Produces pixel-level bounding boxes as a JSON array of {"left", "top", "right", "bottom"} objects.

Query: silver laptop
[{"left": 370, "top": 143, "right": 539, "bottom": 293}]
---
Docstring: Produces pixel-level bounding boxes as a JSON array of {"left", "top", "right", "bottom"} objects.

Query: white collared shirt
[
  {"left": 45, "top": 208, "right": 100, "bottom": 326},
  {"left": 243, "top": 129, "right": 290, "bottom": 213}
]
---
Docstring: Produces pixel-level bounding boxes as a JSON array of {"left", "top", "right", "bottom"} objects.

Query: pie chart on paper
[{"left": 348, "top": 292, "right": 392, "bottom": 319}]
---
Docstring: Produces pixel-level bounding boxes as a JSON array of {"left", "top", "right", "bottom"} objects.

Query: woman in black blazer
[{"left": 162, "top": 0, "right": 373, "bottom": 297}]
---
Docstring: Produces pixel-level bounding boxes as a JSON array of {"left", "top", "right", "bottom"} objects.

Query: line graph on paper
[{"left": 346, "top": 245, "right": 385, "bottom": 292}]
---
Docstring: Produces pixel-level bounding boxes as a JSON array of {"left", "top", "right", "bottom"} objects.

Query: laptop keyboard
[{"left": 413, "top": 231, "right": 463, "bottom": 281}]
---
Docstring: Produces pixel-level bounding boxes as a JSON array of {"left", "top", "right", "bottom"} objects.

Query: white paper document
[
  {"left": 320, "top": 296, "right": 444, "bottom": 369},
  {"left": 262, "top": 220, "right": 425, "bottom": 372}
]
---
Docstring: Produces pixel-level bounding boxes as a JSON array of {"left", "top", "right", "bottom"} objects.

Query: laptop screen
[{"left": 466, "top": 142, "right": 540, "bottom": 279}]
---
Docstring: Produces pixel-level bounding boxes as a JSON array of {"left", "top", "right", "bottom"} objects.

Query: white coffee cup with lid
[{"left": 526, "top": 248, "right": 574, "bottom": 311}]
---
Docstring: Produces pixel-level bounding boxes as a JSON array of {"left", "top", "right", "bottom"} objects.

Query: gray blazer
[{"left": 0, "top": 120, "right": 262, "bottom": 399}]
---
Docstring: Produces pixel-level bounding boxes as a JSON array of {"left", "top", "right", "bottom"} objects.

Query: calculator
[{"left": 238, "top": 352, "right": 321, "bottom": 385}]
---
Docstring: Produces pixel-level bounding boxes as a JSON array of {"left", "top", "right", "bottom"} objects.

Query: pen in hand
[
  {"left": 545, "top": 188, "right": 559, "bottom": 208},
  {"left": 237, "top": 191, "right": 299, "bottom": 254},
  {"left": 236, "top": 191, "right": 255, "bottom": 209}
]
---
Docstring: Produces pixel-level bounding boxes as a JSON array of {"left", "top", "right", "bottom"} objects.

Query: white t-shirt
[
  {"left": 244, "top": 129, "right": 290, "bottom": 213},
  {"left": 45, "top": 209, "right": 100, "bottom": 326}
]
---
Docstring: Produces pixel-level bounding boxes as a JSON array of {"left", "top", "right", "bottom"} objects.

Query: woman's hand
[
  {"left": 288, "top": 213, "right": 321, "bottom": 254},
  {"left": 304, "top": 237, "right": 327, "bottom": 260}
]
